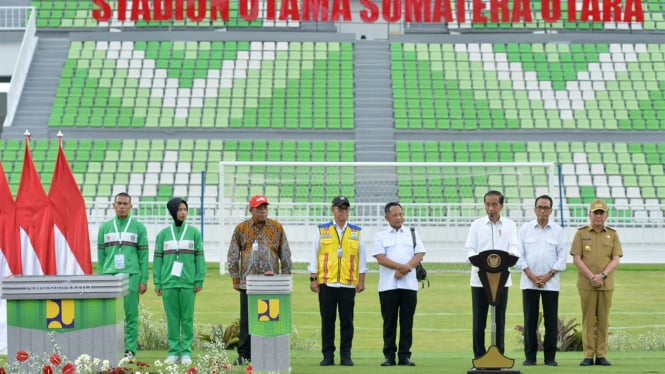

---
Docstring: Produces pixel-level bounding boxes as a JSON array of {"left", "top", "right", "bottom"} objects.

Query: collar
[
  {"left": 532, "top": 220, "right": 551, "bottom": 229},
  {"left": 334, "top": 222, "right": 347, "bottom": 232},
  {"left": 485, "top": 216, "right": 501, "bottom": 225}
]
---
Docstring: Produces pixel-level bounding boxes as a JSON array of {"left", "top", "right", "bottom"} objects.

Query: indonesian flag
[
  {"left": 0, "top": 162, "right": 15, "bottom": 356},
  {"left": 48, "top": 141, "right": 92, "bottom": 275},
  {"left": 0, "top": 161, "right": 20, "bottom": 277},
  {"left": 15, "top": 138, "right": 56, "bottom": 275}
]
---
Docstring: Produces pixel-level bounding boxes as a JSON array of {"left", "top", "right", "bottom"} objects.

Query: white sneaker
[
  {"left": 164, "top": 355, "right": 179, "bottom": 365},
  {"left": 181, "top": 355, "right": 192, "bottom": 365}
]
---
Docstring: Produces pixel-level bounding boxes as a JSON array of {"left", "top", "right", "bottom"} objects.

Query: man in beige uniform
[{"left": 570, "top": 199, "right": 622, "bottom": 367}]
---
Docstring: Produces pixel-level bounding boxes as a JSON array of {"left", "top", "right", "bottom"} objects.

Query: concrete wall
[{"left": 0, "top": 40, "right": 21, "bottom": 76}]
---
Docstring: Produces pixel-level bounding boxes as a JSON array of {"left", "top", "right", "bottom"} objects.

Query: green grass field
[{"left": 131, "top": 264, "right": 665, "bottom": 373}]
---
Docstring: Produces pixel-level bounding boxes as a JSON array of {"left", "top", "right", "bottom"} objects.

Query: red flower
[
  {"left": 61, "top": 362, "right": 75, "bottom": 374},
  {"left": 246, "top": 364, "right": 253, "bottom": 374},
  {"left": 187, "top": 368, "right": 197, "bottom": 374},
  {"left": 16, "top": 351, "right": 29, "bottom": 362},
  {"left": 0, "top": 367, "right": 6, "bottom": 374},
  {"left": 42, "top": 365, "right": 54, "bottom": 374},
  {"left": 136, "top": 361, "right": 149, "bottom": 368},
  {"left": 50, "top": 353, "right": 62, "bottom": 366}
]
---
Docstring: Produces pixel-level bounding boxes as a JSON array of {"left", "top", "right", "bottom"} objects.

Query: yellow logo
[
  {"left": 257, "top": 299, "right": 280, "bottom": 322},
  {"left": 46, "top": 300, "right": 75, "bottom": 329}
]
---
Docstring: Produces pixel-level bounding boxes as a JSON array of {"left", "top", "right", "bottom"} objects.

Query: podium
[
  {"left": 246, "top": 274, "right": 292, "bottom": 373},
  {"left": 468, "top": 250, "right": 521, "bottom": 374},
  {"left": 1, "top": 274, "right": 128, "bottom": 364}
]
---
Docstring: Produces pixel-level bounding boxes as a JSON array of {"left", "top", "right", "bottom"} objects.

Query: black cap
[{"left": 332, "top": 196, "right": 350, "bottom": 207}]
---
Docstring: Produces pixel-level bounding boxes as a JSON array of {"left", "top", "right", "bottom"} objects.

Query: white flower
[
  {"left": 101, "top": 359, "right": 111, "bottom": 371},
  {"left": 154, "top": 360, "right": 163, "bottom": 367},
  {"left": 118, "top": 357, "right": 131, "bottom": 366}
]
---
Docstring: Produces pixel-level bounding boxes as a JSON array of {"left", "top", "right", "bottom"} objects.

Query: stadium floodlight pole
[{"left": 558, "top": 163, "right": 564, "bottom": 228}]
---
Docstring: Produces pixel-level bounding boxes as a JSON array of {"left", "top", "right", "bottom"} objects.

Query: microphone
[{"left": 489, "top": 213, "right": 495, "bottom": 249}]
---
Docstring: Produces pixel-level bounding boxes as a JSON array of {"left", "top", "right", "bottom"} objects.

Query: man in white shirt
[
  {"left": 372, "top": 202, "right": 426, "bottom": 367},
  {"left": 464, "top": 190, "right": 519, "bottom": 359},
  {"left": 309, "top": 196, "right": 367, "bottom": 367},
  {"left": 516, "top": 195, "right": 567, "bottom": 367}
]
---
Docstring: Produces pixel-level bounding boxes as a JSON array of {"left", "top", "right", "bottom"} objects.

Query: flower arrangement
[{"left": 0, "top": 332, "right": 238, "bottom": 374}]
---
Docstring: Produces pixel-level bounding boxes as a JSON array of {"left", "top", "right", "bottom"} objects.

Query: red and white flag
[
  {"left": 0, "top": 161, "right": 20, "bottom": 277},
  {"left": 15, "top": 137, "right": 56, "bottom": 275},
  {"left": 49, "top": 140, "right": 92, "bottom": 275}
]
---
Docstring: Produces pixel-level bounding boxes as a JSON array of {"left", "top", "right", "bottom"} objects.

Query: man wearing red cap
[{"left": 227, "top": 194, "right": 292, "bottom": 365}]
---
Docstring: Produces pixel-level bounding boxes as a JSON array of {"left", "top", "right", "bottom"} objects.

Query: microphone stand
[{"left": 489, "top": 213, "right": 496, "bottom": 348}]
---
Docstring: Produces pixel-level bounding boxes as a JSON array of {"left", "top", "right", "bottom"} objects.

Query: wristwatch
[
  {"left": 550, "top": 270, "right": 556, "bottom": 277},
  {"left": 309, "top": 276, "right": 317, "bottom": 282},
  {"left": 601, "top": 272, "right": 608, "bottom": 279}
]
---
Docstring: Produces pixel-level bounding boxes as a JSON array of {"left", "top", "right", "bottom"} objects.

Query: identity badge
[
  {"left": 171, "top": 261, "right": 183, "bottom": 277},
  {"left": 114, "top": 254, "right": 125, "bottom": 269},
  {"left": 252, "top": 241, "right": 259, "bottom": 252}
]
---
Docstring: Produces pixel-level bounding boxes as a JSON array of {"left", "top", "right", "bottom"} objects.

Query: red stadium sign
[{"left": 91, "top": 0, "right": 644, "bottom": 24}]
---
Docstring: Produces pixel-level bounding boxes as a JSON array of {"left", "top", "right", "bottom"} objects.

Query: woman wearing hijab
[{"left": 153, "top": 197, "right": 207, "bottom": 366}]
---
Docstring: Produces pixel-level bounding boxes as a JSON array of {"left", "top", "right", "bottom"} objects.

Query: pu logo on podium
[
  {"left": 257, "top": 299, "right": 280, "bottom": 322},
  {"left": 46, "top": 300, "right": 75, "bottom": 329}
]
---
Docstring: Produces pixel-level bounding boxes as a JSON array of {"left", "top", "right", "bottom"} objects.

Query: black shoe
[
  {"left": 398, "top": 358, "right": 416, "bottom": 366},
  {"left": 233, "top": 356, "right": 250, "bottom": 365},
  {"left": 124, "top": 351, "right": 135, "bottom": 361},
  {"left": 545, "top": 360, "right": 558, "bottom": 366},
  {"left": 580, "top": 358, "right": 594, "bottom": 366},
  {"left": 380, "top": 358, "right": 396, "bottom": 366},
  {"left": 595, "top": 357, "right": 612, "bottom": 366},
  {"left": 522, "top": 360, "right": 536, "bottom": 366},
  {"left": 320, "top": 357, "right": 334, "bottom": 366},
  {"left": 340, "top": 357, "right": 354, "bottom": 366}
]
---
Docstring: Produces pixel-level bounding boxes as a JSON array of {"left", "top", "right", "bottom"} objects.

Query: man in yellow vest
[{"left": 309, "top": 196, "right": 367, "bottom": 367}]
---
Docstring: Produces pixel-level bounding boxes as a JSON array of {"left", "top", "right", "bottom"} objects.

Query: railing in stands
[{"left": 2, "top": 7, "right": 37, "bottom": 128}]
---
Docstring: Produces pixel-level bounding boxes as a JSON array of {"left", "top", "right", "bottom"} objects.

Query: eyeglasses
[
  {"left": 535, "top": 206, "right": 551, "bottom": 211},
  {"left": 592, "top": 210, "right": 606, "bottom": 215}
]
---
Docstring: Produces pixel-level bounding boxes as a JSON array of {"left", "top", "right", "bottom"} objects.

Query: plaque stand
[{"left": 468, "top": 250, "right": 521, "bottom": 374}]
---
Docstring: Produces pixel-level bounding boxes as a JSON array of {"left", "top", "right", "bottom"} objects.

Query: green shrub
[{"left": 514, "top": 314, "right": 583, "bottom": 351}]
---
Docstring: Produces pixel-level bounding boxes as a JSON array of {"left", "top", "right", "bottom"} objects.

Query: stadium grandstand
[{"left": 1, "top": 0, "right": 663, "bottom": 268}]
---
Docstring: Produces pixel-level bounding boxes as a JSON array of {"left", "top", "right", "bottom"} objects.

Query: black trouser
[
  {"left": 472, "top": 286, "right": 508, "bottom": 358},
  {"left": 522, "top": 289, "right": 559, "bottom": 362},
  {"left": 319, "top": 284, "right": 356, "bottom": 359},
  {"left": 238, "top": 289, "right": 251, "bottom": 360},
  {"left": 379, "top": 289, "right": 418, "bottom": 361}
]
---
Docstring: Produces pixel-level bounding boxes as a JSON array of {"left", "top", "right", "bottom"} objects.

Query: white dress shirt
[
  {"left": 371, "top": 225, "right": 427, "bottom": 292},
  {"left": 516, "top": 219, "right": 567, "bottom": 291},
  {"left": 464, "top": 215, "right": 519, "bottom": 287}
]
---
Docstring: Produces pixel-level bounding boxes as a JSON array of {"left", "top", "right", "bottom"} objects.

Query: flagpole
[{"left": 57, "top": 130, "right": 64, "bottom": 147}]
